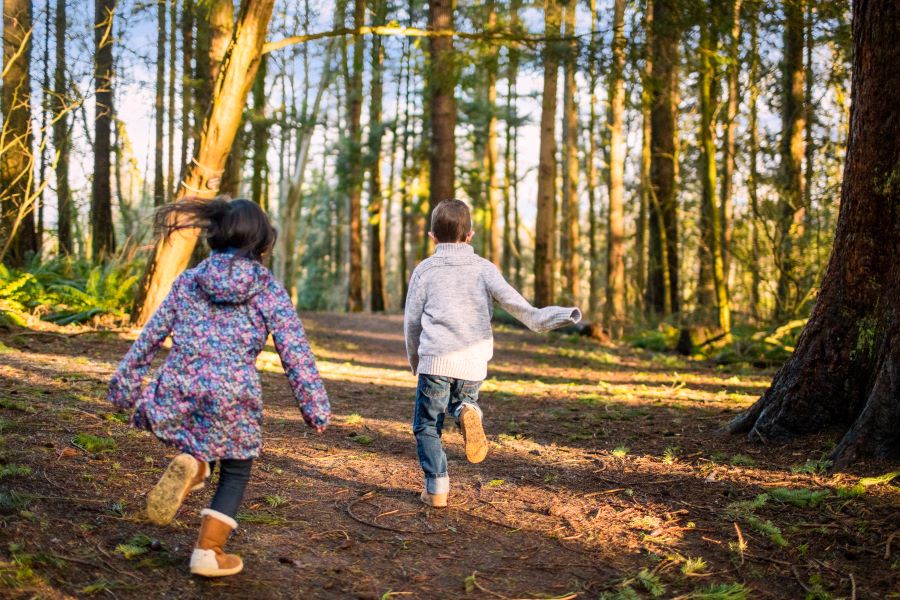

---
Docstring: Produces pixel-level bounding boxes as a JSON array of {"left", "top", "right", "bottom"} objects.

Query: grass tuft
[
  {"left": 769, "top": 487, "right": 830, "bottom": 508},
  {"left": 72, "top": 433, "right": 116, "bottom": 453}
]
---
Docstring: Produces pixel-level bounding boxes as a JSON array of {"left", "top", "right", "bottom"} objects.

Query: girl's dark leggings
[{"left": 206, "top": 458, "right": 253, "bottom": 519}]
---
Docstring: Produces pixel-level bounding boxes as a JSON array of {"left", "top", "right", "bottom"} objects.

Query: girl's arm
[
  {"left": 259, "top": 278, "right": 331, "bottom": 430},
  {"left": 107, "top": 274, "right": 187, "bottom": 410}
]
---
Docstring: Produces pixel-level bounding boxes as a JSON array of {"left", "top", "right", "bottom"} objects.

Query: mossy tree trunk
[{"left": 729, "top": 0, "right": 900, "bottom": 468}]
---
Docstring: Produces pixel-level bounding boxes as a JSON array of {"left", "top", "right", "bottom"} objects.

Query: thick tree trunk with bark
[
  {"left": 180, "top": 0, "right": 194, "bottom": 180},
  {"left": 427, "top": 0, "right": 456, "bottom": 209},
  {"left": 1, "top": 0, "right": 38, "bottom": 266},
  {"left": 54, "top": 0, "right": 71, "bottom": 255},
  {"left": 534, "top": 0, "right": 561, "bottom": 308},
  {"left": 605, "top": 0, "right": 626, "bottom": 338},
  {"left": 560, "top": 0, "right": 580, "bottom": 306},
  {"left": 132, "top": 0, "right": 276, "bottom": 325},
  {"left": 92, "top": 0, "right": 117, "bottom": 262},
  {"left": 250, "top": 54, "right": 269, "bottom": 209},
  {"left": 645, "top": 0, "right": 680, "bottom": 316},
  {"left": 729, "top": 0, "right": 900, "bottom": 469}
]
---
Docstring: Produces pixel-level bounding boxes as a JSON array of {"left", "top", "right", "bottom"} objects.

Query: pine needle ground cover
[{"left": 0, "top": 313, "right": 897, "bottom": 598}]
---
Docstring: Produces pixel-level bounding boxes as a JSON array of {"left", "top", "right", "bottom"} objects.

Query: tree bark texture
[
  {"left": 427, "top": 0, "right": 456, "bottom": 210},
  {"left": 605, "top": 0, "right": 626, "bottom": 338},
  {"left": 645, "top": 0, "right": 680, "bottom": 317},
  {"left": 346, "top": 0, "right": 365, "bottom": 312},
  {"left": 729, "top": 0, "right": 900, "bottom": 469},
  {"left": 534, "top": 0, "right": 561, "bottom": 308},
  {"left": 53, "top": 0, "right": 71, "bottom": 255},
  {"left": 92, "top": 0, "right": 117, "bottom": 261},
  {"left": 367, "top": 0, "right": 387, "bottom": 312},
  {"left": 561, "top": 0, "right": 580, "bottom": 307}
]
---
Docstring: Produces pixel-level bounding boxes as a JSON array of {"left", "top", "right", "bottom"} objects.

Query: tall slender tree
[
  {"left": 776, "top": 0, "right": 806, "bottom": 320},
  {"left": 1, "top": 0, "right": 38, "bottom": 266},
  {"left": 427, "top": 0, "right": 456, "bottom": 209},
  {"left": 534, "top": 0, "right": 562, "bottom": 307},
  {"left": 637, "top": 0, "right": 653, "bottom": 315},
  {"left": 586, "top": 0, "right": 601, "bottom": 318},
  {"left": 605, "top": 0, "right": 626, "bottom": 337},
  {"left": 92, "top": 0, "right": 117, "bottom": 261},
  {"left": 645, "top": 0, "right": 680, "bottom": 316},
  {"left": 250, "top": 54, "right": 269, "bottom": 208},
  {"left": 720, "top": 0, "right": 742, "bottom": 277},
  {"left": 561, "top": 0, "right": 580, "bottom": 306},
  {"left": 54, "top": 0, "right": 72, "bottom": 255},
  {"left": 346, "top": 0, "right": 365, "bottom": 312},
  {"left": 166, "top": 0, "right": 176, "bottom": 202},
  {"left": 367, "top": 0, "right": 388, "bottom": 311},
  {"left": 502, "top": 0, "right": 522, "bottom": 283},
  {"left": 154, "top": 0, "right": 166, "bottom": 206},
  {"left": 483, "top": 0, "right": 501, "bottom": 267},
  {"left": 180, "top": 0, "right": 194, "bottom": 181}
]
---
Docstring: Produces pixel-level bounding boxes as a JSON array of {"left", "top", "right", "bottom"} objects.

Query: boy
[{"left": 404, "top": 199, "right": 582, "bottom": 507}]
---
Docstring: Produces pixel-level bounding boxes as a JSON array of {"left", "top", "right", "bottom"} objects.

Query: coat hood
[{"left": 194, "top": 252, "right": 268, "bottom": 304}]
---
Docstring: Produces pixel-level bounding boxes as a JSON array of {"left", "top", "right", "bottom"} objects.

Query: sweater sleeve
[
  {"left": 403, "top": 272, "right": 425, "bottom": 375},
  {"left": 485, "top": 265, "right": 582, "bottom": 333},
  {"left": 107, "top": 274, "right": 186, "bottom": 410},
  {"left": 259, "top": 279, "right": 331, "bottom": 428}
]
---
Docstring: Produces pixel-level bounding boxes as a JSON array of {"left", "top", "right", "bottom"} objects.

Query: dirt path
[{"left": 1, "top": 313, "right": 898, "bottom": 599}]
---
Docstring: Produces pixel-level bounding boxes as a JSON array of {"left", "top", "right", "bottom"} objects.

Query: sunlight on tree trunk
[
  {"left": 561, "top": 0, "right": 580, "bottom": 307},
  {"left": 92, "top": 0, "right": 117, "bottom": 262},
  {"left": 604, "top": 0, "right": 626, "bottom": 338}
]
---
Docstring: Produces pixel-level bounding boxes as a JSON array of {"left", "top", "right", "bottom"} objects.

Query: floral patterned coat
[{"left": 108, "top": 252, "right": 330, "bottom": 460}]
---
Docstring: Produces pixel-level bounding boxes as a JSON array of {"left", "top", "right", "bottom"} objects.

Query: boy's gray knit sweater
[{"left": 404, "top": 243, "right": 582, "bottom": 381}]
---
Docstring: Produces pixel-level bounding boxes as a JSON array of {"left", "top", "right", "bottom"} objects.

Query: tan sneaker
[
  {"left": 420, "top": 490, "right": 448, "bottom": 508},
  {"left": 146, "top": 454, "right": 209, "bottom": 526},
  {"left": 459, "top": 405, "right": 488, "bottom": 463},
  {"left": 190, "top": 509, "right": 243, "bottom": 577}
]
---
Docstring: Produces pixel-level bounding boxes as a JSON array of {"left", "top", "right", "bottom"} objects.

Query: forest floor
[{"left": 0, "top": 313, "right": 898, "bottom": 600}]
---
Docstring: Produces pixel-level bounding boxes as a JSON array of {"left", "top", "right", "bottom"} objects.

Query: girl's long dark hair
[{"left": 154, "top": 197, "right": 277, "bottom": 261}]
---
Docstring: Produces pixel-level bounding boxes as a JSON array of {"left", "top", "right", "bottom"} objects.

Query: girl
[{"left": 108, "top": 197, "right": 330, "bottom": 577}]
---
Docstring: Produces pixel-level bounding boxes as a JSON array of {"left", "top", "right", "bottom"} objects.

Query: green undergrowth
[{"left": 0, "top": 255, "right": 142, "bottom": 327}]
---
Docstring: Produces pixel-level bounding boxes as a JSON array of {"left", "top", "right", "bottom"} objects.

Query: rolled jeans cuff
[
  {"left": 426, "top": 474, "right": 449, "bottom": 495},
  {"left": 453, "top": 401, "right": 482, "bottom": 420}
]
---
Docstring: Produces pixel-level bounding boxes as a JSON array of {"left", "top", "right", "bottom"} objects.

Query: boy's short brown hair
[{"left": 430, "top": 199, "right": 472, "bottom": 243}]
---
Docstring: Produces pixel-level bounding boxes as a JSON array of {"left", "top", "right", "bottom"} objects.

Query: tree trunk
[
  {"left": 720, "top": 0, "right": 741, "bottom": 280},
  {"left": 729, "top": 0, "right": 900, "bottom": 469},
  {"left": 748, "top": 3, "right": 762, "bottom": 321},
  {"left": 180, "top": 0, "right": 193, "bottom": 181},
  {"left": 54, "top": 0, "right": 72, "bottom": 255},
  {"left": 427, "top": 0, "right": 456, "bottom": 210},
  {"left": 345, "top": 0, "right": 365, "bottom": 312},
  {"left": 367, "top": 0, "right": 388, "bottom": 312},
  {"left": 605, "top": 0, "right": 626, "bottom": 338},
  {"left": 92, "top": 0, "right": 117, "bottom": 262},
  {"left": 698, "top": 1, "right": 730, "bottom": 338},
  {"left": 775, "top": 0, "right": 806, "bottom": 321},
  {"left": 637, "top": 0, "right": 653, "bottom": 317},
  {"left": 1, "top": 0, "right": 38, "bottom": 266},
  {"left": 645, "top": 0, "right": 680, "bottom": 317},
  {"left": 166, "top": 0, "right": 176, "bottom": 203},
  {"left": 132, "top": 0, "right": 276, "bottom": 325},
  {"left": 250, "top": 54, "right": 268, "bottom": 209},
  {"left": 534, "top": 0, "right": 562, "bottom": 308},
  {"left": 561, "top": 0, "right": 580, "bottom": 307},
  {"left": 37, "top": 0, "right": 51, "bottom": 258},
  {"left": 502, "top": 0, "right": 521, "bottom": 284},
  {"left": 399, "top": 27, "right": 413, "bottom": 304},
  {"left": 483, "top": 0, "right": 501, "bottom": 268},
  {"left": 154, "top": 0, "right": 166, "bottom": 207}
]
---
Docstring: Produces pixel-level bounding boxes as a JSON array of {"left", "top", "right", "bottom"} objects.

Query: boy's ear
[
  {"left": 428, "top": 231, "right": 438, "bottom": 243},
  {"left": 465, "top": 230, "right": 474, "bottom": 243}
]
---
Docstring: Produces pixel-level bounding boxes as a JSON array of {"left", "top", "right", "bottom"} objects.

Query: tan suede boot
[
  {"left": 459, "top": 405, "right": 488, "bottom": 463},
  {"left": 420, "top": 490, "right": 448, "bottom": 508},
  {"left": 190, "top": 509, "right": 244, "bottom": 577},
  {"left": 146, "top": 454, "right": 210, "bottom": 526}
]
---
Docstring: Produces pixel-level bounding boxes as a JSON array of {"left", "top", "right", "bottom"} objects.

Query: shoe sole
[
  {"left": 420, "top": 491, "right": 448, "bottom": 508},
  {"left": 147, "top": 454, "right": 198, "bottom": 526},
  {"left": 460, "top": 407, "right": 488, "bottom": 464},
  {"left": 191, "top": 560, "right": 244, "bottom": 577}
]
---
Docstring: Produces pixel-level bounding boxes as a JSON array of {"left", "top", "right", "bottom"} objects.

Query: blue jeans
[
  {"left": 207, "top": 458, "right": 253, "bottom": 518},
  {"left": 413, "top": 374, "right": 482, "bottom": 494}
]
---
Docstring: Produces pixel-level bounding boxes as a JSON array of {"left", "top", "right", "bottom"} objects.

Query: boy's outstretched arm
[
  {"left": 107, "top": 274, "right": 186, "bottom": 410},
  {"left": 485, "top": 266, "right": 582, "bottom": 332},
  {"left": 260, "top": 278, "right": 331, "bottom": 431},
  {"left": 403, "top": 274, "right": 425, "bottom": 375}
]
